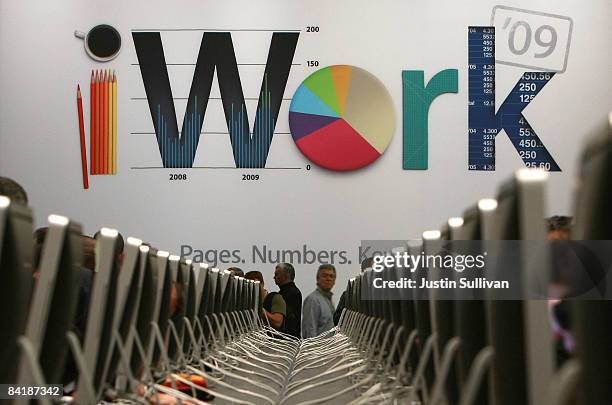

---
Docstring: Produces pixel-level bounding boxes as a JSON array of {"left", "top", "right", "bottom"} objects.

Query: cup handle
[{"left": 74, "top": 30, "right": 86, "bottom": 39}]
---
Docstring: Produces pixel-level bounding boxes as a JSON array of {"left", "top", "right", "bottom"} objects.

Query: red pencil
[
  {"left": 77, "top": 85, "right": 89, "bottom": 189},
  {"left": 90, "top": 71, "right": 94, "bottom": 175},
  {"left": 95, "top": 70, "right": 101, "bottom": 174},
  {"left": 102, "top": 70, "right": 108, "bottom": 174}
]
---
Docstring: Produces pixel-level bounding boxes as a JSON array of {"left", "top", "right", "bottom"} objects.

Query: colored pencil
[
  {"left": 94, "top": 70, "right": 99, "bottom": 174},
  {"left": 98, "top": 70, "right": 102, "bottom": 174},
  {"left": 102, "top": 70, "right": 108, "bottom": 174},
  {"left": 91, "top": 70, "right": 96, "bottom": 174},
  {"left": 96, "top": 70, "right": 102, "bottom": 174},
  {"left": 108, "top": 70, "right": 113, "bottom": 172},
  {"left": 77, "top": 85, "right": 89, "bottom": 189},
  {"left": 112, "top": 71, "right": 117, "bottom": 174},
  {"left": 90, "top": 71, "right": 94, "bottom": 175},
  {"left": 101, "top": 70, "right": 105, "bottom": 174}
]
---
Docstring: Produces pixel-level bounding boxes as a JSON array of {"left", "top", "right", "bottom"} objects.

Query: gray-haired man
[{"left": 302, "top": 264, "right": 336, "bottom": 338}]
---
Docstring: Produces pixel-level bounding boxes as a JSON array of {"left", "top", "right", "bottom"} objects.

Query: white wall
[{"left": 1, "top": 0, "right": 611, "bottom": 295}]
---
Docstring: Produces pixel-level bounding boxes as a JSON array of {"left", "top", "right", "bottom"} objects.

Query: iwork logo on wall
[{"left": 132, "top": 6, "right": 572, "bottom": 172}]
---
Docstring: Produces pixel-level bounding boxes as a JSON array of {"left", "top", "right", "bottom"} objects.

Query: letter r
[{"left": 402, "top": 69, "right": 459, "bottom": 169}]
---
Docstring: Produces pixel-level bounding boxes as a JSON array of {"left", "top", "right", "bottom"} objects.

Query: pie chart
[{"left": 289, "top": 65, "right": 395, "bottom": 171}]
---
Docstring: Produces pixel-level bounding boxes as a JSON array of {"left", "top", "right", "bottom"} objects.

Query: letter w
[{"left": 133, "top": 32, "right": 299, "bottom": 168}]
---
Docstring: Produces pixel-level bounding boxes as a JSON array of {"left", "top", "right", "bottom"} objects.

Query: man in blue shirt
[{"left": 302, "top": 264, "right": 336, "bottom": 338}]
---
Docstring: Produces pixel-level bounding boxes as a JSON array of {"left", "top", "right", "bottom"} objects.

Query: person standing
[
  {"left": 227, "top": 267, "right": 244, "bottom": 277},
  {"left": 546, "top": 216, "right": 574, "bottom": 366},
  {"left": 244, "top": 270, "right": 286, "bottom": 331},
  {"left": 302, "top": 264, "right": 336, "bottom": 338},
  {"left": 274, "top": 263, "right": 302, "bottom": 338}
]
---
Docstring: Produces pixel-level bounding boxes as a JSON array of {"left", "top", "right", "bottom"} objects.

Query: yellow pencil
[
  {"left": 107, "top": 70, "right": 113, "bottom": 173},
  {"left": 112, "top": 71, "right": 117, "bottom": 174}
]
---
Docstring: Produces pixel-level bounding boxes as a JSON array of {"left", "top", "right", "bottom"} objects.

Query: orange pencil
[
  {"left": 97, "top": 70, "right": 102, "bottom": 174},
  {"left": 77, "top": 85, "right": 89, "bottom": 189},
  {"left": 94, "top": 70, "right": 99, "bottom": 174},
  {"left": 99, "top": 70, "right": 104, "bottom": 174},
  {"left": 102, "top": 70, "right": 108, "bottom": 174},
  {"left": 112, "top": 72, "right": 117, "bottom": 174},
  {"left": 107, "top": 71, "right": 113, "bottom": 172},
  {"left": 105, "top": 69, "right": 111, "bottom": 174},
  {"left": 96, "top": 70, "right": 102, "bottom": 174},
  {"left": 90, "top": 71, "right": 94, "bottom": 175}
]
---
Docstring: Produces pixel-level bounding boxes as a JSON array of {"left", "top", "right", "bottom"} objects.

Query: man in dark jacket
[{"left": 274, "top": 263, "right": 302, "bottom": 338}]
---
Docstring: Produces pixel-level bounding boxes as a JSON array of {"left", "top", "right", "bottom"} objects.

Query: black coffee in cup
[
  {"left": 87, "top": 25, "right": 121, "bottom": 59},
  {"left": 75, "top": 24, "right": 122, "bottom": 62}
]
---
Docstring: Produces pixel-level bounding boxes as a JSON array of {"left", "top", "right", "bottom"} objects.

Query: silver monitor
[
  {"left": 77, "top": 228, "right": 120, "bottom": 399},
  {"left": 194, "top": 263, "right": 209, "bottom": 319},
  {"left": 129, "top": 246, "right": 157, "bottom": 378},
  {"left": 452, "top": 206, "right": 488, "bottom": 405},
  {"left": 101, "top": 237, "right": 145, "bottom": 390},
  {"left": 572, "top": 114, "right": 612, "bottom": 405},
  {"left": 486, "top": 170, "right": 553, "bottom": 405},
  {"left": 19, "top": 215, "right": 82, "bottom": 386},
  {"left": 0, "top": 198, "right": 34, "bottom": 384}
]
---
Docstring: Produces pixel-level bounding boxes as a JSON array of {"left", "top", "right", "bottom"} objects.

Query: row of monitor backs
[
  {"left": 0, "top": 209, "right": 261, "bottom": 403},
  {"left": 342, "top": 116, "right": 612, "bottom": 405}
]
